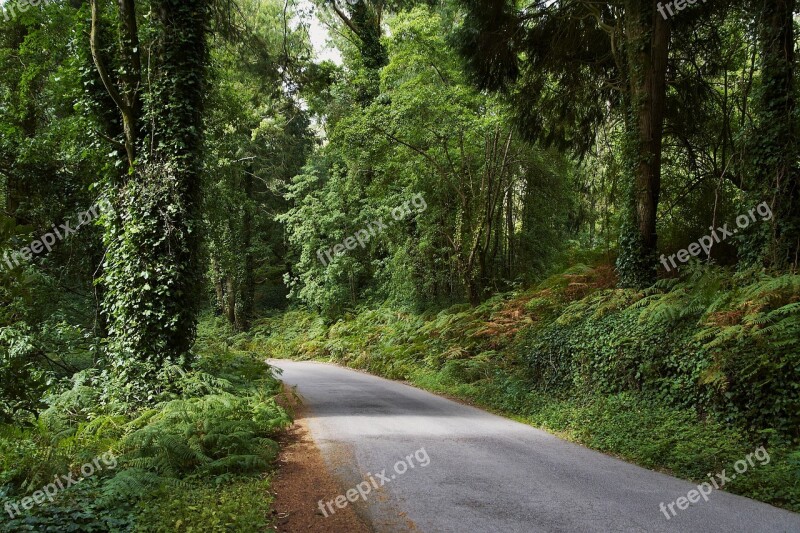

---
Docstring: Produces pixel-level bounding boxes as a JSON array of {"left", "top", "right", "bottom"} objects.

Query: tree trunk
[
  {"left": 237, "top": 171, "right": 255, "bottom": 331},
  {"left": 755, "top": 0, "right": 798, "bottom": 270},
  {"left": 505, "top": 184, "right": 514, "bottom": 279},
  {"left": 617, "top": 0, "right": 670, "bottom": 288},
  {"left": 226, "top": 277, "right": 236, "bottom": 328},
  {"left": 212, "top": 258, "right": 225, "bottom": 315},
  {"left": 94, "top": 0, "right": 211, "bottom": 401},
  {"left": 330, "top": 1, "right": 387, "bottom": 104}
]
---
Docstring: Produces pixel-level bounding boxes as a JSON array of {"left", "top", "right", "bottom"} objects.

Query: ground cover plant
[{"left": 249, "top": 264, "right": 800, "bottom": 512}]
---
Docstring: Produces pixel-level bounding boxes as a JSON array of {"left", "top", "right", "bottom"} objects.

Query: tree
[
  {"left": 282, "top": 6, "right": 572, "bottom": 310},
  {"left": 751, "top": 0, "right": 798, "bottom": 269},
  {"left": 616, "top": 0, "right": 670, "bottom": 287},
  {"left": 457, "top": 0, "right": 675, "bottom": 287},
  {"left": 89, "top": 0, "right": 212, "bottom": 402}
]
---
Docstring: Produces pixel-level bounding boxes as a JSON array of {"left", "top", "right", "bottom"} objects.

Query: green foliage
[
  {"left": 119, "top": 392, "right": 287, "bottom": 483},
  {"left": 133, "top": 477, "right": 274, "bottom": 532},
  {"left": 281, "top": 6, "right": 575, "bottom": 314},
  {"left": 0, "top": 319, "right": 290, "bottom": 531},
  {"left": 1, "top": 476, "right": 135, "bottom": 532},
  {"left": 524, "top": 265, "right": 800, "bottom": 440},
  {"left": 0, "top": 320, "right": 52, "bottom": 422},
  {"left": 203, "top": 0, "right": 314, "bottom": 330},
  {"left": 255, "top": 264, "right": 800, "bottom": 511},
  {"left": 0, "top": 1, "right": 107, "bottom": 422}
]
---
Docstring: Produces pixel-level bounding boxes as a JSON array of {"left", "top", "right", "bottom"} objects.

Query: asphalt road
[{"left": 270, "top": 360, "right": 800, "bottom": 533}]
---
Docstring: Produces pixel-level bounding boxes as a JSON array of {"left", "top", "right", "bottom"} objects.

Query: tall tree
[
  {"left": 89, "top": 0, "right": 211, "bottom": 402},
  {"left": 457, "top": 0, "right": 675, "bottom": 287},
  {"left": 617, "top": 0, "right": 670, "bottom": 287},
  {"left": 752, "top": 0, "right": 798, "bottom": 269}
]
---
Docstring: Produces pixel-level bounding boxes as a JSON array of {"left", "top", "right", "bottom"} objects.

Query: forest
[{"left": 0, "top": 0, "right": 798, "bottom": 531}]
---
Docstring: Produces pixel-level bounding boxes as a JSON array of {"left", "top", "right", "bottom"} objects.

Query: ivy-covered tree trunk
[
  {"left": 617, "top": 0, "right": 670, "bottom": 288},
  {"left": 97, "top": 0, "right": 211, "bottom": 402},
  {"left": 754, "top": 0, "right": 798, "bottom": 270},
  {"left": 330, "top": 1, "right": 388, "bottom": 103}
]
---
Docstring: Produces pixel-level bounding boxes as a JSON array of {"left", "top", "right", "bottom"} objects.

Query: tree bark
[
  {"left": 755, "top": 0, "right": 798, "bottom": 270},
  {"left": 617, "top": 0, "right": 670, "bottom": 288},
  {"left": 212, "top": 258, "right": 225, "bottom": 315},
  {"left": 226, "top": 277, "right": 236, "bottom": 328},
  {"left": 237, "top": 171, "right": 255, "bottom": 331},
  {"left": 89, "top": 0, "right": 141, "bottom": 168}
]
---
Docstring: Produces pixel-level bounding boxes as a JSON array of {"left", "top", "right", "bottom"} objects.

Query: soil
[{"left": 271, "top": 390, "right": 372, "bottom": 533}]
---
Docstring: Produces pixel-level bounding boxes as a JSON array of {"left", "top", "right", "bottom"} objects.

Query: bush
[{"left": 0, "top": 319, "right": 291, "bottom": 531}]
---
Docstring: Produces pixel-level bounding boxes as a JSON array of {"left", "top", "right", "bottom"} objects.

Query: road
[{"left": 270, "top": 360, "right": 800, "bottom": 533}]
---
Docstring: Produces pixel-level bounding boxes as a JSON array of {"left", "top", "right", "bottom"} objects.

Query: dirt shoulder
[{"left": 271, "top": 389, "right": 372, "bottom": 533}]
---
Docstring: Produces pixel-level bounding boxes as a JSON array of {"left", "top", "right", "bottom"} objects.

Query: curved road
[{"left": 271, "top": 360, "right": 800, "bottom": 533}]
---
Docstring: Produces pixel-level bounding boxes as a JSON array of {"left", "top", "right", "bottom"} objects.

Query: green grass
[{"left": 134, "top": 477, "right": 275, "bottom": 532}]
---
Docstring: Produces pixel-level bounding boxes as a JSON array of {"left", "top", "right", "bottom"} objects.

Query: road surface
[{"left": 270, "top": 360, "right": 800, "bottom": 533}]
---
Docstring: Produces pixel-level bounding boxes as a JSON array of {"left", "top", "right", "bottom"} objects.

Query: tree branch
[
  {"left": 329, "top": 1, "right": 361, "bottom": 37},
  {"left": 90, "top": 0, "right": 136, "bottom": 167},
  {"left": 90, "top": 1, "right": 129, "bottom": 119}
]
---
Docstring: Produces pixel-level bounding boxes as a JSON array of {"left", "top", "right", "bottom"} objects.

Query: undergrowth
[
  {"left": 0, "top": 317, "right": 290, "bottom": 532},
  {"left": 248, "top": 263, "right": 800, "bottom": 512}
]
